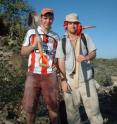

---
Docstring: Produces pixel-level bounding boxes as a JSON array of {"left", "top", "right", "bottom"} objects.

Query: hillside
[
  {"left": 0, "top": 48, "right": 117, "bottom": 123},
  {"left": 93, "top": 58, "right": 117, "bottom": 86},
  {"left": 0, "top": 1, "right": 117, "bottom": 123}
]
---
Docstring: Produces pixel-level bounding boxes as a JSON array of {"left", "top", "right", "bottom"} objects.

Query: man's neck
[
  {"left": 40, "top": 25, "right": 50, "bottom": 34},
  {"left": 68, "top": 32, "right": 78, "bottom": 41}
]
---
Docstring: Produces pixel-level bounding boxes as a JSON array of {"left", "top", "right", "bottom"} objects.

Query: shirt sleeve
[
  {"left": 55, "top": 40, "right": 65, "bottom": 58},
  {"left": 85, "top": 34, "right": 96, "bottom": 53},
  {"left": 22, "top": 29, "right": 35, "bottom": 46}
]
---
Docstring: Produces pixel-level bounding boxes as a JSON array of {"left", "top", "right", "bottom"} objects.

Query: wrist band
[{"left": 61, "top": 78, "right": 67, "bottom": 81}]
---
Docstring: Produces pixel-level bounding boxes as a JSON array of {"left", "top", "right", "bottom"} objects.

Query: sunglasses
[{"left": 67, "top": 22, "right": 79, "bottom": 25}]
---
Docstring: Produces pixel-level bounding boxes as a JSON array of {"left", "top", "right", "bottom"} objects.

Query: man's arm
[
  {"left": 58, "top": 58, "right": 66, "bottom": 80},
  {"left": 21, "top": 35, "right": 39, "bottom": 56},
  {"left": 86, "top": 50, "right": 96, "bottom": 61},
  {"left": 58, "top": 58, "right": 71, "bottom": 92},
  {"left": 77, "top": 50, "right": 96, "bottom": 62},
  {"left": 21, "top": 45, "right": 35, "bottom": 56}
]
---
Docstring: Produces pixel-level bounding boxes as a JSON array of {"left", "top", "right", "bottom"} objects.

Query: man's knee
[
  {"left": 49, "top": 110, "right": 58, "bottom": 117},
  {"left": 48, "top": 110, "right": 59, "bottom": 124}
]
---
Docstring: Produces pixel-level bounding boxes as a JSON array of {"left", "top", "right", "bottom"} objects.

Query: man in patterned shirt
[{"left": 21, "top": 8, "right": 60, "bottom": 124}]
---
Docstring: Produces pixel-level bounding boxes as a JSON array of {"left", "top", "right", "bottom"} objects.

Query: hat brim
[
  {"left": 42, "top": 12, "right": 53, "bottom": 16},
  {"left": 65, "top": 19, "right": 79, "bottom": 22}
]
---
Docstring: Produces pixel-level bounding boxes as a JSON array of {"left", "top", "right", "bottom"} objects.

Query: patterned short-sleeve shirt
[{"left": 23, "top": 26, "right": 59, "bottom": 74}]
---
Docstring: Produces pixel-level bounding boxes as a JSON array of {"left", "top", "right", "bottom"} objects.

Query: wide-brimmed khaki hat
[
  {"left": 41, "top": 8, "right": 54, "bottom": 16},
  {"left": 65, "top": 13, "right": 79, "bottom": 22}
]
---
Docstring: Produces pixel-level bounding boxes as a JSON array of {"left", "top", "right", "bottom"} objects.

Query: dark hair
[{"left": 41, "top": 12, "right": 54, "bottom": 19}]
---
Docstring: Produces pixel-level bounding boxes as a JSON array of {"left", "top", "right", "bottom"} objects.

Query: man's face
[
  {"left": 67, "top": 22, "right": 78, "bottom": 34},
  {"left": 41, "top": 14, "right": 53, "bottom": 29}
]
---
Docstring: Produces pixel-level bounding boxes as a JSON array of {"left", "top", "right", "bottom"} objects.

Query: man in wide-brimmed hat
[{"left": 56, "top": 13, "right": 103, "bottom": 124}]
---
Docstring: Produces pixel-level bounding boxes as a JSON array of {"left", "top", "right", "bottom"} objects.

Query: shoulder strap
[
  {"left": 62, "top": 36, "right": 66, "bottom": 55},
  {"left": 81, "top": 33, "right": 89, "bottom": 54}
]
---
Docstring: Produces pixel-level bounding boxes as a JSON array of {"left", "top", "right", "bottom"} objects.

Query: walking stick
[
  {"left": 74, "top": 36, "right": 81, "bottom": 88},
  {"left": 35, "top": 32, "right": 49, "bottom": 68},
  {"left": 74, "top": 25, "right": 96, "bottom": 88}
]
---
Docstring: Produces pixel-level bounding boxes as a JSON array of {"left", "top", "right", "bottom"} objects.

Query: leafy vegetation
[
  {"left": 93, "top": 59, "right": 117, "bottom": 86},
  {"left": 0, "top": 0, "right": 32, "bottom": 52},
  {"left": 0, "top": 0, "right": 32, "bottom": 104}
]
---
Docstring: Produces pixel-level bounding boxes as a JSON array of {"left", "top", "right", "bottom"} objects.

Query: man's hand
[
  {"left": 76, "top": 54, "right": 88, "bottom": 63},
  {"left": 61, "top": 81, "right": 71, "bottom": 93},
  {"left": 32, "top": 34, "right": 40, "bottom": 49}
]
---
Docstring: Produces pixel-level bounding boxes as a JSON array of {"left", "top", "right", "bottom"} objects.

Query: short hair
[{"left": 41, "top": 12, "right": 54, "bottom": 19}]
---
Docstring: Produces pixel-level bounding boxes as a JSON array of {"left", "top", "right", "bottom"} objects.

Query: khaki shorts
[{"left": 22, "top": 72, "right": 59, "bottom": 113}]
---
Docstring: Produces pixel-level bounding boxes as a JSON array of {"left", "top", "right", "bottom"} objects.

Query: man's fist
[{"left": 32, "top": 34, "right": 40, "bottom": 49}]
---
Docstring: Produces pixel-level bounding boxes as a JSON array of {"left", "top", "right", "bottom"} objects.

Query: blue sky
[{"left": 26, "top": 0, "right": 117, "bottom": 59}]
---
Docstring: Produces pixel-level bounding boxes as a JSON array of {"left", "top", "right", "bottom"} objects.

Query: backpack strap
[
  {"left": 61, "top": 36, "right": 66, "bottom": 55},
  {"left": 81, "top": 33, "right": 88, "bottom": 55}
]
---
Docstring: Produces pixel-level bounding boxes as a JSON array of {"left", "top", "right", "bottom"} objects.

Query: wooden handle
[
  {"left": 74, "top": 37, "right": 81, "bottom": 88},
  {"left": 35, "top": 32, "right": 48, "bottom": 68},
  {"left": 38, "top": 55, "right": 49, "bottom": 68}
]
